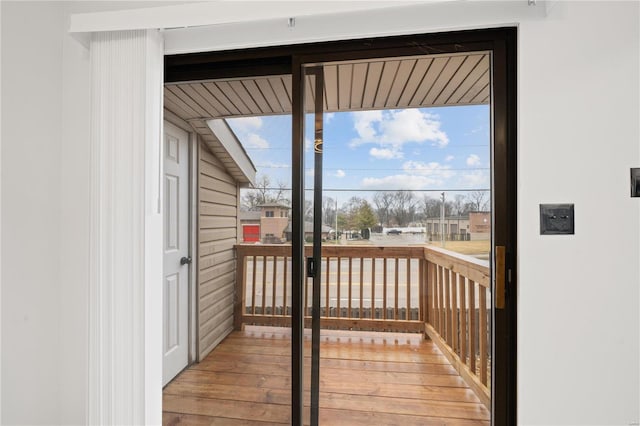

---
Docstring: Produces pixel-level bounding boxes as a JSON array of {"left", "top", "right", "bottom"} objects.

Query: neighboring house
[
  {"left": 469, "top": 212, "right": 491, "bottom": 241},
  {"left": 239, "top": 210, "right": 261, "bottom": 242},
  {"left": 258, "top": 203, "right": 290, "bottom": 243},
  {"left": 423, "top": 215, "right": 471, "bottom": 240},
  {"left": 239, "top": 203, "right": 291, "bottom": 243},
  {"left": 423, "top": 212, "right": 492, "bottom": 241},
  {"left": 284, "top": 221, "right": 333, "bottom": 242}
]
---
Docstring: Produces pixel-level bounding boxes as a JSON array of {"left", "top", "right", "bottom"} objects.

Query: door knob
[{"left": 180, "top": 256, "right": 192, "bottom": 266}]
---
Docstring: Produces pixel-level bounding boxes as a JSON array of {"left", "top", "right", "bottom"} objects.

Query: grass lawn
[{"left": 426, "top": 240, "right": 490, "bottom": 256}]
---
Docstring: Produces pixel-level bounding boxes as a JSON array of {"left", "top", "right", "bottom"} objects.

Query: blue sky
[{"left": 227, "top": 105, "right": 489, "bottom": 202}]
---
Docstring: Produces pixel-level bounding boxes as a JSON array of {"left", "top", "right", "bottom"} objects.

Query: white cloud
[
  {"left": 245, "top": 133, "right": 269, "bottom": 149},
  {"left": 259, "top": 160, "right": 289, "bottom": 169},
  {"left": 466, "top": 154, "right": 481, "bottom": 166},
  {"left": 352, "top": 110, "right": 383, "bottom": 142},
  {"left": 445, "top": 155, "right": 455, "bottom": 162},
  {"left": 325, "top": 112, "right": 336, "bottom": 123},
  {"left": 229, "top": 116, "right": 262, "bottom": 132},
  {"left": 361, "top": 174, "right": 442, "bottom": 190},
  {"left": 350, "top": 109, "right": 450, "bottom": 160},
  {"left": 370, "top": 147, "right": 403, "bottom": 160},
  {"left": 227, "top": 116, "right": 270, "bottom": 150},
  {"left": 402, "top": 161, "right": 454, "bottom": 179},
  {"left": 334, "top": 169, "right": 346, "bottom": 178},
  {"left": 461, "top": 170, "right": 489, "bottom": 187},
  {"left": 361, "top": 161, "right": 454, "bottom": 190}
]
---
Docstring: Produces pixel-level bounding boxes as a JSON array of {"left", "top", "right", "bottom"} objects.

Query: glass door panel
[{"left": 298, "top": 53, "right": 494, "bottom": 425}]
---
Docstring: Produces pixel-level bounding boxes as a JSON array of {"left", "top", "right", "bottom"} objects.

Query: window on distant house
[{"left": 265, "top": 211, "right": 274, "bottom": 217}]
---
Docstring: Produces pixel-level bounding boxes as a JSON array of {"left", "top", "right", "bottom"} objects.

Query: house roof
[
  {"left": 259, "top": 202, "right": 291, "bottom": 209},
  {"left": 239, "top": 210, "right": 261, "bottom": 221},
  {"left": 164, "top": 111, "right": 256, "bottom": 186}
]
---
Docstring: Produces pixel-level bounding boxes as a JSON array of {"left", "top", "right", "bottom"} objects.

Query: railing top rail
[
  {"left": 235, "top": 244, "right": 426, "bottom": 258},
  {"left": 234, "top": 243, "right": 490, "bottom": 287},
  {"left": 424, "top": 245, "right": 490, "bottom": 288}
]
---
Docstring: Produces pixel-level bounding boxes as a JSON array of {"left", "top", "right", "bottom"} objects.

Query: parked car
[{"left": 386, "top": 229, "right": 402, "bottom": 235}]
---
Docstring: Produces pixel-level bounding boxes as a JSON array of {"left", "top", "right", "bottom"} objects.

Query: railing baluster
[
  {"left": 283, "top": 256, "right": 288, "bottom": 316},
  {"left": 451, "top": 271, "right": 458, "bottom": 354},
  {"left": 234, "top": 249, "right": 246, "bottom": 330},
  {"left": 251, "top": 256, "right": 257, "bottom": 316},
  {"left": 261, "top": 256, "right": 267, "bottom": 314},
  {"left": 438, "top": 265, "right": 444, "bottom": 336},
  {"left": 428, "top": 262, "right": 435, "bottom": 328},
  {"left": 394, "top": 258, "right": 399, "bottom": 320},
  {"left": 419, "top": 259, "right": 426, "bottom": 323},
  {"left": 337, "top": 257, "right": 341, "bottom": 318},
  {"left": 469, "top": 280, "right": 477, "bottom": 375},
  {"left": 479, "top": 285, "right": 488, "bottom": 385},
  {"left": 272, "top": 255, "right": 277, "bottom": 316},
  {"left": 382, "top": 258, "right": 388, "bottom": 320},
  {"left": 325, "top": 255, "right": 330, "bottom": 317},
  {"left": 359, "top": 257, "right": 364, "bottom": 319},
  {"left": 444, "top": 268, "right": 451, "bottom": 345},
  {"left": 406, "top": 258, "right": 411, "bottom": 320},
  {"left": 348, "top": 257, "right": 353, "bottom": 318},
  {"left": 459, "top": 274, "right": 467, "bottom": 366},
  {"left": 371, "top": 258, "right": 376, "bottom": 319}
]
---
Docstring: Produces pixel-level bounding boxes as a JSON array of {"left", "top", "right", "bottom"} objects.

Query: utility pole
[
  {"left": 440, "top": 192, "right": 445, "bottom": 248},
  {"left": 335, "top": 197, "right": 339, "bottom": 244}
]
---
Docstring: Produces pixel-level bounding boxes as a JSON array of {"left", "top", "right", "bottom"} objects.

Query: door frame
[
  {"left": 164, "top": 27, "right": 518, "bottom": 425},
  {"left": 162, "top": 120, "right": 198, "bottom": 376}
]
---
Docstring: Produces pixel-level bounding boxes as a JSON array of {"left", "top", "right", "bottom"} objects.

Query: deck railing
[
  {"left": 233, "top": 243, "right": 491, "bottom": 407},
  {"left": 234, "top": 245, "right": 426, "bottom": 333}
]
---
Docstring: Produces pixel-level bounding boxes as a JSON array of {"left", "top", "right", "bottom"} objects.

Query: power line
[
  {"left": 244, "top": 144, "right": 489, "bottom": 150},
  {"left": 255, "top": 165, "right": 490, "bottom": 171},
  {"left": 250, "top": 187, "right": 490, "bottom": 192}
]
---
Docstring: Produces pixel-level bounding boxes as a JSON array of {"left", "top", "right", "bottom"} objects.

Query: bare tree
[
  {"left": 322, "top": 196, "right": 337, "bottom": 227},
  {"left": 393, "top": 191, "right": 417, "bottom": 226},
  {"left": 421, "top": 195, "right": 441, "bottom": 219},
  {"left": 468, "top": 190, "right": 489, "bottom": 211},
  {"left": 241, "top": 174, "right": 290, "bottom": 210},
  {"left": 452, "top": 194, "right": 466, "bottom": 216},
  {"left": 373, "top": 191, "right": 395, "bottom": 227}
]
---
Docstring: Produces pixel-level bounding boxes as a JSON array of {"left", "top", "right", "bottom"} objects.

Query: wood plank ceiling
[
  {"left": 164, "top": 52, "right": 490, "bottom": 184},
  {"left": 164, "top": 52, "right": 490, "bottom": 120}
]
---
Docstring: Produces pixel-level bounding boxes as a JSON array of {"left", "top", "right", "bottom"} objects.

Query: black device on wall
[
  {"left": 631, "top": 168, "right": 640, "bottom": 197},
  {"left": 540, "top": 204, "right": 575, "bottom": 235}
]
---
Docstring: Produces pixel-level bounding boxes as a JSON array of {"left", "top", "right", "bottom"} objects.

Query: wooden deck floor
[{"left": 163, "top": 326, "right": 490, "bottom": 425}]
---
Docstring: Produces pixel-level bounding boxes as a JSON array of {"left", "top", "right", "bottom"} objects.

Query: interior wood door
[{"left": 163, "top": 121, "right": 190, "bottom": 386}]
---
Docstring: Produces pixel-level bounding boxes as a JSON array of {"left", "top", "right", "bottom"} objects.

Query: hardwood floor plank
[
  {"left": 163, "top": 327, "right": 490, "bottom": 424},
  {"left": 314, "top": 407, "right": 490, "bottom": 426},
  {"left": 191, "top": 359, "right": 467, "bottom": 387},
  {"left": 165, "top": 380, "right": 481, "bottom": 404},
  {"left": 163, "top": 411, "right": 287, "bottom": 425},
  {"left": 211, "top": 342, "right": 448, "bottom": 363},
  {"left": 163, "top": 394, "right": 290, "bottom": 424},
  {"left": 192, "top": 351, "right": 458, "bottom": 375}
]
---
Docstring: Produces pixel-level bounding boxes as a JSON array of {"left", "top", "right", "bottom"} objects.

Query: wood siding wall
[{"left": 198, "top": 139, "right": 238, "bottom": 360}]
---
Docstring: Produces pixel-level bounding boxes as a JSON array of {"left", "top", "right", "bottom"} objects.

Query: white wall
[
  {"left": 1, "top": 3, "right": 65, "bottom": 423},
  {"left": 1, "top": 1, "right": 638, "bottom": 425},
  {"left": 518, "top": 3, "right": 639, "bottom": 423},
  {"left": 1, "top": 2, "right": 177, "bottom": 424}
]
